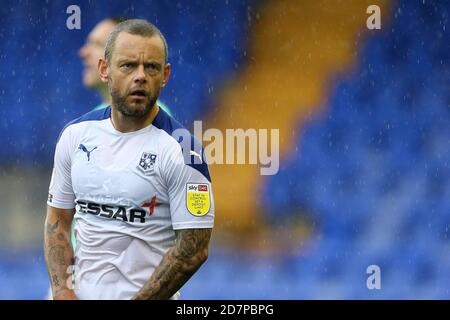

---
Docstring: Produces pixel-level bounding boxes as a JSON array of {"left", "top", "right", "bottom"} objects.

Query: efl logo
[{"left": 186, "top": 183, "right": 211, "bottom": 216}]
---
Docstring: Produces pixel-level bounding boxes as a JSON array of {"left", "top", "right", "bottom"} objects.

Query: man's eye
[
  {"left": 121, "top": 63, "right": 133, "bottom": 69},
  {"left": 145, "top": 64, "right": 159, "bottom": 71}
]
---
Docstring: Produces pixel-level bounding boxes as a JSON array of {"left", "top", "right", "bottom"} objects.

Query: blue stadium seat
[{"left": 261, "top": 0, "right": 450, "bottom": 299}]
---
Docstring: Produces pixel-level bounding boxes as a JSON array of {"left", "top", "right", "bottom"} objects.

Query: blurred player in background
[{"left": 44, "top": 19, "right": 213, "bottom": 300}]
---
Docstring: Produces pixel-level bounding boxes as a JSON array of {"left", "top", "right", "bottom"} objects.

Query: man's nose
[
  {"left": 79, "top": 44, "right": 88, "bottom": 58},
  {"left": 133, "top": 64, "right": 147, "bottom": 83}
]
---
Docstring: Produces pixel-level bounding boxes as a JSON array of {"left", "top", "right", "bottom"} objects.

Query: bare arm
[
  {"left": 132, "top": 228, "right": 212, "bottom": 300},
  {"left": 44, "top": 205, "right": 77, "bottom": 300}
]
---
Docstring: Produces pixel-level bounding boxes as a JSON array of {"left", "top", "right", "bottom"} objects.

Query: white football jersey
[{"left": 47, "top": 106, "right": 214, "bottom": 300}]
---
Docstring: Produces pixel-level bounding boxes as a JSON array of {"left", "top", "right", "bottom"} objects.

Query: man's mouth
[
  {"left": 82, "top": 64, "right": 96, "bottom": 76},
  {"left": 129, "top": 90, "right": 147, "bottom": 99},
  {"left": 83, "top": 63, "right": 94, "bottom": 70},
  {"left": 82, "top": 65, "right": 92, "bottom": 73}
]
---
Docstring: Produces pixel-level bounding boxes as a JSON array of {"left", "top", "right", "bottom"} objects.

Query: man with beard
[
  {"left": 79, "top": 17, "right": 172, "bottom": 114},
  {"left": 44, "top": 19, "right": 214, "bottom": 300}
]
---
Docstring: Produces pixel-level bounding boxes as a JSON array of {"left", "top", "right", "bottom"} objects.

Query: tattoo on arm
[
  {"left": 52, "top": 274, "right": 60, "bottom": 287},
  {"left": 49, "top": 245, "right": 66, "bottom": 266},
  {"left": 175, "top": 228, "right": 211, "bottom": 258},
  {"left": 44, "top": 214, "right": 74, "bottom": 297},
  {"left": 46, "top": 219, "right": 60, "bottom": 235},
  {"left": 133, "top": 228, "right": 212, "bottom": 300}
]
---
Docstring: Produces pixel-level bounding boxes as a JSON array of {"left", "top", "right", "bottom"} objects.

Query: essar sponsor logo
[{"left": 76, "top": 196, "right": 161, "bottom": 223}]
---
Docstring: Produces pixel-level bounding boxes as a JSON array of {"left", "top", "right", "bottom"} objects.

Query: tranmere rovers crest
[{"left": 138, "top": 152, "right": 157, "bottom": 174}]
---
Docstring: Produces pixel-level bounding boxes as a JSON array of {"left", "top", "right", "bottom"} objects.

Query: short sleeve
[
  {"left": 47, "top": 128, "right": 76, "bottom": 209},
  {"left": 163, "top": 142, "right": 215, "bottom": 230}
]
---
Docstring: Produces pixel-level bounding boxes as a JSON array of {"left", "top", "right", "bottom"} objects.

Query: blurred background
[{"left": 0, "top": 0, "right": 449, "bottom": 299}]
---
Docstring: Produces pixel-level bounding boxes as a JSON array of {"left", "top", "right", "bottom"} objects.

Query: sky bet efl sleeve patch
[{"left": 186, "top": 183, "right": 211, "bottom": 216}]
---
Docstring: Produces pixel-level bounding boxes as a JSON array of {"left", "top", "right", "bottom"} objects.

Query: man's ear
[
  {"left": 162, "top": 63, "right": 171, "bottom": 88},
  {"left": 98, "top": 58, "right": 109, "bottom": 83}
]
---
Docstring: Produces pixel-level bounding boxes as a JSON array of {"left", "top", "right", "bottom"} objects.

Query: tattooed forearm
[
  {"left": 175, "top": 229, "right": 210, "bottom": 257},
  {"left": 46, "top": 219, "right": 60, "bottom": 235},
  {"left": 133, "top": 228, "right": 212, "bottom": 300},
  {"left": 49, "top": 245, "right": 66, "bottom": 266},
  {"left": 44, "top": 210, "right": 75, "bottom": 298},
  {"left": 52, "top": 274, "right": 60, "bottom": 287}
]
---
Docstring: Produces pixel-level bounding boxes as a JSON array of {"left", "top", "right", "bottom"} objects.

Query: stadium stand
[{"left": 259, "top": 0, "right": 450, "bottom": 299}]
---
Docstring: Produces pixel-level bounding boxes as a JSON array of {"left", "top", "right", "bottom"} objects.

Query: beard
[{"left": 110, "top": 85, "right": 158, "bottom": 118}]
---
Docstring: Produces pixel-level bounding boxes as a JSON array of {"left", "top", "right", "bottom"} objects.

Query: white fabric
[{"left": 48, "top": 115, "right": 214, "bottom": 300}]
